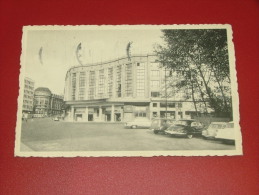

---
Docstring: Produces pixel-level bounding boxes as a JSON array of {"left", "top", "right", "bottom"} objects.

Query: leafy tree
[{"left": 155, "top": 29, "right": 232, "bottom": 118}]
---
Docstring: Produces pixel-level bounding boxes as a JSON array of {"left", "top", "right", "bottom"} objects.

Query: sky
[{"left": 23, "top": 28, "right": 165, "bottom": 95}]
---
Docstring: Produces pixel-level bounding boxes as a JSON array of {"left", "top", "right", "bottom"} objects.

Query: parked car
[
  {"left": 165, "top": 119, "right": 204, "bottom": 138},
  {"left": 215, "top": 122, "right": 235, "bottom": 144},
  {"left": 124, "top": 117, "right": 152, "bottom": 129},
  {"left": 202, "top": 122, "right": 227, "bottom": 139},
  {"left": 150, "top": 118, "right": 175, "bottom": 134},
  {"left": 53, "top": 117, "right": 59, "bottom": 121}
]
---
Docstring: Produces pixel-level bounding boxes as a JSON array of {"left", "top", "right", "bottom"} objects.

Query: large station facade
[{"left": 64, "top": 54, "right": 206, "bottom": 122}]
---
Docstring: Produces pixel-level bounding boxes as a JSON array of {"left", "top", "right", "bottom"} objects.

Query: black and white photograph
[{"left": 15, "top": 25, "right": 242, "bottom": 157}]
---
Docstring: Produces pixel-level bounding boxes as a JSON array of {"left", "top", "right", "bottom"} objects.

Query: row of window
[
  {"left": 24, "top": 85, "right": 34, "bottom": 90},
  {"left": 136, "top": 63, "right": 145, "bottom": 97},
  {"left": 23, "top": 100, "right": 33, "bottom": 104},
  {"left": 79, "top": 72, "right": 86, "bottom": 100},
  {"left": 23, "top": 94, "right": 34, "bottom": 99},
  {"left": 25, "top": 79, "right": 34, "bottom": 85},
  {"left": 68, "top": 64, "right": 185, "bottom": 100},
  {"left": 153, "top": 102, "right": 182, "bottom": 108},
  {"left": 125, "top": 64, "right": 133, "bottom": 97},
  {"left": 24, "top": 89, "right": 34, "bottom": 95},
  {"left": 23, "top": 105, "right": 33, "bottom": 110},
  {"left": 108, "top": 68, "right": 113, "bottom": 98}
]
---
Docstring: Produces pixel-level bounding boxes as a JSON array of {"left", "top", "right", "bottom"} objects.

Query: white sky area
[{"left": 24, "top": 29, "right": 165, "bottom": 95}]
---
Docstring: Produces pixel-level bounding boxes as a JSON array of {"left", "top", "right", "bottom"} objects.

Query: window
[
  {"left": 151, "top": 70, "right": 159, "bottom": 77},
  {"left": 136, "top": 64, "right": 145, "bottom": 97},
  {"left": 98, "top": 69, "right": 105, "bottom": 98},
  {"left": 89, "top": 71, "right": 95, "bottom": 99},
  {"left": 135, "top": 112, "right": 146, "bottom": 117},
  {"left": 79, "top": 72, "right": 86, "bottom": 87},
  {"left": 153, "top": 103, "right": 157, "bottom": 107},
  {"left": 125, "top": 64, "right": 133, "bottom": 97},
  {"left": 168, "top": 103, "right": 175, "bottom": 108},
  {"left": 151, "top": 63, "right": 160, "bottom": 69},
  {"left": 151, "top": 92, "right": 160, "bottom": 97},
  {"left": 78, "top": 72, "right": 86, "bottom": 100},
  {"left": 160, "top": 103, "right": 166, "bottom": 107},
  {"left": 108, "top": 68, "right": 113, "bottom": 97},
  {"left": 151, "top": 80, "right": 160, "bottom": 88},
  {"left": 116, "top": 65, "right": 122, "bottom": 97},
  {"left": 72, "top": 73, "right": 76, "bottom": 100},
  {"left": 79, "top": 88, "right": 85, "bottom": 100}
]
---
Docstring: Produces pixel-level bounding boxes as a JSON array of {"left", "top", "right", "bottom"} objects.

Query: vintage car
[
  {"left": 164, "top": 119, "right": 204, "bottom": 138},
  {"left": 215, "top": 122, "right": 235, "bottom": 143},
  {"left": 150, "top": 118, "right": 176, "bottom": 134},
  {"left": 53, "top": 117, "right": 59, "bottom": 121},
  {"left": 124, "top": 117, "right": 152, "bottom": 129},
  {"left": 202, "top": 122, "right": 227, "bottom": 139}
]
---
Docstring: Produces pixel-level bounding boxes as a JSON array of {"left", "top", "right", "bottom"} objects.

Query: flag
[
  {"left": 76, "top": 43, "right": 83, "bottom": 65},
  {"left": 126, "top": 41, "right": 133, "bottom": 61},
  {"left": 39, "top": 47, "right": 43, "bottom": 65}
]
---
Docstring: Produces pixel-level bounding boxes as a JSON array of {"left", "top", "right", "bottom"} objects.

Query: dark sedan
[{"left": 165, "top": 119, "right": 204, "bottom": 139}]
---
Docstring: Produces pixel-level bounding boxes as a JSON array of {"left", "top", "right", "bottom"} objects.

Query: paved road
[{"left": 20, "top": 118, "right": 235, "bottom": 151}]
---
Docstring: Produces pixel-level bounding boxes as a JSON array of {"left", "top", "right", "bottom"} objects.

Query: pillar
[
  {"left": 121, "top": 106, "right": 124, "bottom": 122},
  {"left": 71, "top": 106, "right": 74, "bottom": 122},
  {"left": 99, "top": 106, "right": 102, "bottom": 121},
  {"left": 111, "top": 104, "right": 115, "bottom": 122},
  {"left": 175, "top": 107, "right": 179, "bottom": 120},
  {"left": 149, "top": 102, "right": 153, "bottom": 120},
  {"left": 85, "top": 107, "right": 88, "bottom": 122}
]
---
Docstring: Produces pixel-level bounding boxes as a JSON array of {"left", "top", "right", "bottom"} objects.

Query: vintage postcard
[{"left": 15, "top": 25, "right": 242, "bottom": 157}]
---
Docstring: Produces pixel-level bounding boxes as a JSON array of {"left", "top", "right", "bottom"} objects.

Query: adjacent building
[
  {"left": 22, "top": 77, "right": 35, "bottom": 115},
  {"left": 34, "top": 87, "right": 64, "bottom": 117},
  {"left": 64, "top": 54, "right": 210, "bottom": 122}
]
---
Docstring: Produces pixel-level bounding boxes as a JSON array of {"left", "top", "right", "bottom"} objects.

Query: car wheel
[
  {"left": 154, "top": 130, "right": 158, "bottom": 134},
  {"left": 187, "top": 134, "right": 193, "bottom": 139},
  {"left": 131, "top": 125, "right": 137, "bottom": 129}
]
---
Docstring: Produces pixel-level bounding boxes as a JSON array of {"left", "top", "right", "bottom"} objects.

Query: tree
[{"left": 155, "top": 29, "right": 232, "bottom": 118}]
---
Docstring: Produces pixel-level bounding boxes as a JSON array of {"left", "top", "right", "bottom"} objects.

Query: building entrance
[
  {"left": 75, "top": 114, "right": 82, "bottom": 121},
  {"left": 115, "top": 113, "right": 121, "bottom": 121},
  {"left": 88, "top": 114, "right": 93, "bottom": 121},
  {"left": 106, "top": 114, "right": 111, "bottom": 121}
]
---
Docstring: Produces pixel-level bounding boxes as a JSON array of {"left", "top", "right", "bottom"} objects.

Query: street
[{"left": 20, "top": 118, "right": 235, "bottom": 151}]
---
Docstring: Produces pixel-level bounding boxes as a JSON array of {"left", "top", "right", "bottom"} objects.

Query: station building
[{"left": 63, "top": 54, "right": 208, "bottom": 122}]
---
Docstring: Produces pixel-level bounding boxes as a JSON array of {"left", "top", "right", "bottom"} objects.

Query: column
[
  {"left": 99, "top": 106, "right": 102, "bottom": 121},
  {"left": 121, "top": 64, "right": 126, "bottom": 98},
  {"left": 121, "top": 106, "right": 124, "bottom": 122},
  {"left": 71, "top": 106, "right": 74, "bottom": 122},
  {"left": 157, "top": 102, "right": 161, "bottom": 118},
  {"left": 76, "top": 72, "right": 79, "bottom": 100},
  {"left": 133, "top": 63, "right": 137, "bottom": 98},
  {"left": 149, "top": 102, "right": 153, "bottom": 120},
  {"left": 175, "top": 105, "right": 179, "bottom": 120},
  {"left": 85, "top": 107, "right": 88, "bottom": 122},
  {"left": 112, "top": 65, "right": 116, "bottom": 98},
  {"left": 95, "top": 70, "right": 99, "bottom": 99},
  {"left": 111, "top": 104, "right": 115, "bottom": 122},
  {"left": 85, "top": 71, "right": 89, "bottom": 100}
]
